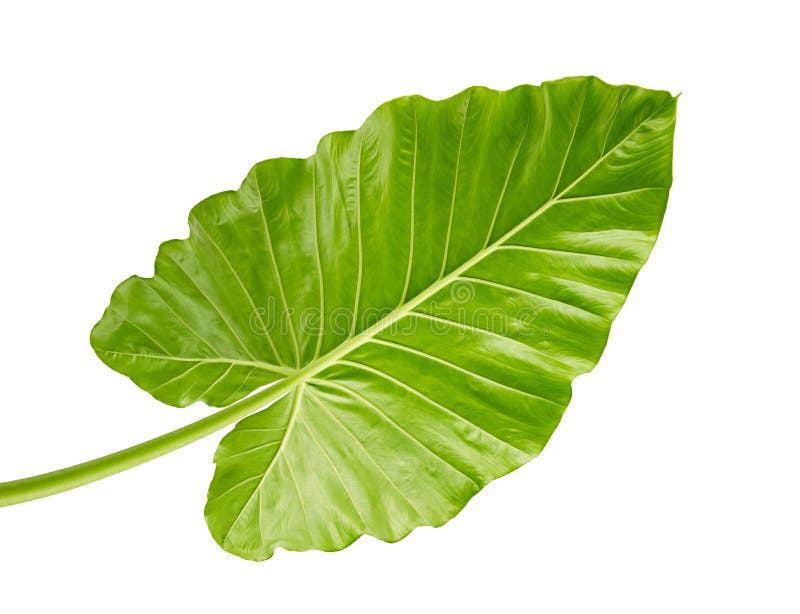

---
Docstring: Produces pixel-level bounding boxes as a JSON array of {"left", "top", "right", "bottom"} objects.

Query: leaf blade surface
[{"left": 92, "top": 77, "right": 676, "bottom": 559}]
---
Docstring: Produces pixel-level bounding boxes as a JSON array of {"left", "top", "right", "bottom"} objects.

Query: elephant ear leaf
[{"left": 91, "top": 76, "right": 677, "bottom": 560}]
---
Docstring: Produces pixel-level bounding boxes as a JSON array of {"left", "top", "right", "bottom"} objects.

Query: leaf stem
[{"left": 0, "top": 375, "right": 301, "bottom": 508}]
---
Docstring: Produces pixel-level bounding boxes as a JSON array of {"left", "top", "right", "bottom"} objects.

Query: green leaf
[{"left": 91, "top": 76, "right": 676, "bottom": 560}]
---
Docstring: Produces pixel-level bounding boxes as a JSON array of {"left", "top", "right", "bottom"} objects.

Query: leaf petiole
[{"left": 0, "top": 375, "right": 301, "bottom": 508}]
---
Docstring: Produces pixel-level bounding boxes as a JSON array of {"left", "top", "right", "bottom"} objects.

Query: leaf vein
[
  {"left": 458, "top": 274, "right": 609, "bottom": 320},
  {"left": 296, "top": 411, "right": 367, "bottom": 529},
  {"left": 438, "top": 93, "right": 472, "bottom": 279},
  {"left": 311, "top": 163, "right": 326, "bottom": 360},
  {"left": 336, "top": 359, "right": 529, "bottom": 456},
  {"left": 484, "top": 113, "right": 531, "bottom": 247},
  {"left": 368, "top": 337, "right": 559, "bottom": 405},
  {"left": 550, "top": 80, "right": 588, "bottom": 199},
  {"left": 253, "top": 172, "right": 302, "bottom": 368},
  {"left": 407, "top": 311, "right": 577, "bottom": 373},
  {"left": 306, "top": 386, "right": 432, "bottom": 525},
  {"left": 94, "top": 349, "right": 292, "bottom": 376},
  {"left": 192, "top": 217, "right": 285, "bottom": 367},
  {"left": 163, "top": 252, "right": 258, "bottom": 362},
  {"left": 314, "top": 378, "right": 479, "bottom": 488},
  {"left": 142, "top": 281, "right": 221, "bottom": 356},
  {"left": 400, "top": 102, "right": 418, "bottom": 304}
]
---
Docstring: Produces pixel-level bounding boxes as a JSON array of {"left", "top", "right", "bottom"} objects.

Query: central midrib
[
  {"left": 261, "top": 99, "right": 669, "bottom": 394},
  {"left": 282, "top": 188, "right": 565, "bottom": 390}
]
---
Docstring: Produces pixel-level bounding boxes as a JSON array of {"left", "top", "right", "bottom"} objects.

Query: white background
[{"left": 1, "top": 1, "right": 797, "bottom": 612}]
